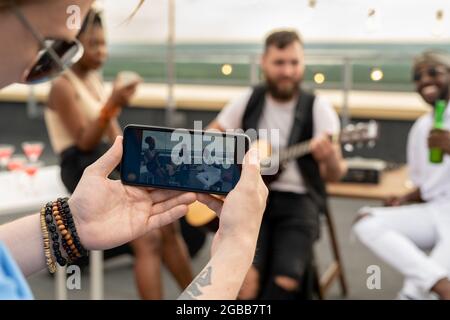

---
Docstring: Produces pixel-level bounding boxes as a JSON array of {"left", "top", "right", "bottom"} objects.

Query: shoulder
[
  {"left": 48, "top": 76, "right": 77, "bottom": 108},
  {"left": 227, "top": 88, "right": 254, "bottom": 108},
  {"left": 50, "top": 75, "right": 74, "bottom": 94},
  {"left": 312, "top": 94, "right": 334, "bottom": 110},
  {"left": 312, "top": 94, "right": 338, "bottom": 120}
]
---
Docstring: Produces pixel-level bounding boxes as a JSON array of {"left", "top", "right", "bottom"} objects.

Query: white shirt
[
  {"left": 217, "top": 89, "right": 340, "bottom": 194},
  {"left": 407, "top": 101, "right": 450, "bottom": 202}
]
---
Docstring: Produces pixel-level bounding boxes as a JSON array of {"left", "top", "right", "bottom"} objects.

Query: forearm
[
  {"left": 77, "top": 100, "right": 120, "bottom": 151},
  {"left": 0, "top": 213, "right": 45, "bottom": 277},
  {"left": 178, "top": 238, "right": 255, "bottom": 300},
  {"left": 106, "top": 119, "right": 122, "bottom": 143}
]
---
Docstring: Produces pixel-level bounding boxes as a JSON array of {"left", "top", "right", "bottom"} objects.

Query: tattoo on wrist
[{"left": 178, "top": 266, "right": 212, "bottom": 300}]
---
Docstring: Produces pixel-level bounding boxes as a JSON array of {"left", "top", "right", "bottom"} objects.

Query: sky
[{"left": 99, "top": 0, "right": 450, "bottom": 43}]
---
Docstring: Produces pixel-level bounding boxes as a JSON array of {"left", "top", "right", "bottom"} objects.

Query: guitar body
[{"left": 185, "top": 200, "right": 219, "bottom": 232}]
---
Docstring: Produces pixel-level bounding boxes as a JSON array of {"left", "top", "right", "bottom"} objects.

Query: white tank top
[{"left": 45, "top": 70, "right": 108, "bottom": 154}]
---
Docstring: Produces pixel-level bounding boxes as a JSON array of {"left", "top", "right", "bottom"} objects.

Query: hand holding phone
[{"left": 121, "top": 125, "right": 250, "bottom": 195}]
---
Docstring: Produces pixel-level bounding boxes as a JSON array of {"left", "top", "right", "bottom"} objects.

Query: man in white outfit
[{"left": 353, "top": 50, "right": 450, "bottom": 300}]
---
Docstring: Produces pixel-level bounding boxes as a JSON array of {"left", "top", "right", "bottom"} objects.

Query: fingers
[
  {"left": 149, "top": 189, "right": 189, "bottom": 204},
  {"left": 152, "top": 192, "right": 197, "bottom": 215},
  {"left": 85, "top": 136, "right": 123, "bottom": 177},
  {"left": 238, "top": 147, "right": 268, "bottom": 199},
  {"left": 197, "top": 193, "right": 223, "bottom": 216},
  {"left": 147, "top": 204, "right": 189, "bottom": 230},
  {"left": 428, "top": 136, "right": 446, "bottom": 149},
  {"left": 311, "top": 136, "right": 333, "bottom": 160},
  {"left": 240, "top": 147, "right": 261, "bottom": 181}
]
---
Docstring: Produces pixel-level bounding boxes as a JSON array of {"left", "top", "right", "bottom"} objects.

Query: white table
[
  {"left": 0, "top": 165, "right": 69, "bottom": 216},
  {"left": 0, "top": 166, "right": 104, "bottom": 300}
]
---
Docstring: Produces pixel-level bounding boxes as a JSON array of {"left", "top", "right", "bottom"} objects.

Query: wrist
[
  {"left": 105, "top": 97, "right": 121, "bottom": 111},
  {"left": 214, "top": 234, "right": 256, "bottom": 262},
  {"left": 98, "top": 101, "right": 119, "bottom": 128},
  {"left": 67, "top": 198, "right": 88, "bottom": 250}
]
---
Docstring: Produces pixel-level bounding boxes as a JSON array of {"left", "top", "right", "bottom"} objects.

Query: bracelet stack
[{"left": 40, "top": 198, "right": 88, "bottom": 273}]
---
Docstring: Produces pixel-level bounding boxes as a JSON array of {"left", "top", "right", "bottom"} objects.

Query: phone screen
[{"left": 121, "top": 125, "right": 250, "bottom": 194}]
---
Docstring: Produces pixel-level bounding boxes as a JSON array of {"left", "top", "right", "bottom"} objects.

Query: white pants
[{"left": 353, "top": 201, "right": 450, "bottom": 299}]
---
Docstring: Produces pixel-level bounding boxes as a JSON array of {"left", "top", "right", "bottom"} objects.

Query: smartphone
[{"left": 121, "top": 125, "right": 250, "bottom": 195}]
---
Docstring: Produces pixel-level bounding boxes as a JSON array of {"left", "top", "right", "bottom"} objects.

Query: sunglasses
[
  {"left": 412, "top": 66, "right": 448, "bottom": 82},
  {"left": 12, "top": 2, "right": 84, "bottom": 84}
]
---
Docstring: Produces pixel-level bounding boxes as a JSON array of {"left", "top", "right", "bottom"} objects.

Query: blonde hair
[{"left": 123, "top": 0, "right": 145, "bottom": 24}]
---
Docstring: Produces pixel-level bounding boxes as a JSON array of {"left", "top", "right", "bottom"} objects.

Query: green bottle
[{"left": 430, "top": 100, "right": 447, "bottom": 163}]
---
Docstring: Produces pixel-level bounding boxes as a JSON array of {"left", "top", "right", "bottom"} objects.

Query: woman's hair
[
  {"left": 123, "top": 0, "right": 145, "bottom": 23},
  {"left": 145, "top": 136, "right": 155, "bottom": 150}
]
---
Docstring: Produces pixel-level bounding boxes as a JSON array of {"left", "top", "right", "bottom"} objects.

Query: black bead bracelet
[{"left": 45, "top": 202, "right": 67, "bottom": 267}]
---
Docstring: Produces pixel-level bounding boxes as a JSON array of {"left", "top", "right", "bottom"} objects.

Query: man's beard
[{"left": 265, "top": 76, "right": 301, "bottom": 101}]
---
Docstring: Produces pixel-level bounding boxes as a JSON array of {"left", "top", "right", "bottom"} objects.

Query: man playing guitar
[{"left": 207, "top": 29, "right": 347, "bottom": 299}]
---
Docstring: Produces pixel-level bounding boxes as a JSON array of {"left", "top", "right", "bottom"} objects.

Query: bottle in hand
[{"left": 430, "top": 100, "right": 447, "bottom": 163}]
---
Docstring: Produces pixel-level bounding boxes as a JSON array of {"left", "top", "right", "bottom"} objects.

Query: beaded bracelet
[
  {"left": 58, "top": 197, "right": 88, "bottom": 257},
  {"left": 45, "top": 202, "right": 67, "bottom": 267},
  {"left": 52, "top": 201, "right": 77, "bottom": 263},
  {"left": 40, "top": 207, "right": 56, "bottom": 273},
  {"left": 56, "top": 200, "right": 80, "bottom": 261},
  {"left": 41, "top": 199, "right": 88, "bottom": 268}
]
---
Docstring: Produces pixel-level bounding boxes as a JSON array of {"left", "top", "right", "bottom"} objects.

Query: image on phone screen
[{"left": 121, "top": 125, "right": 249, "bottom": 194}]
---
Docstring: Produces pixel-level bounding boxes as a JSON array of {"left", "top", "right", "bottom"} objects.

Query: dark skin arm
[
  {"left": 48, "top": 77, "right": 115, "bottom": 151},
  {"left": 48, "top": 76, "right": 138, "bottom": 151},
  {"left": 384, "top": 187, "right": 423, "bottom": 206},
  {"left": 105, "top": 118, "right": 123, "bottom": 143},
  {"left": 384, "top": 128, "right": 450, "bottom": 206}
]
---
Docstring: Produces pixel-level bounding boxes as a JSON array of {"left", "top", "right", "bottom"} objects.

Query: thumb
[
  {"left": 240, "top": 147, "right": 260, "bottom": 181},
  {"left": 87, "top": 136, "right": 123, "bottom": 177}
]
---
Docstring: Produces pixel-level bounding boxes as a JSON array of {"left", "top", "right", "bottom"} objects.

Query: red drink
[
  {"left": 22, "top": 142, "right": 44, "bottom": 162},
  {"left": 24, "top": 166, "right": 38, "bottom": 176},
  {"left": 7, "top": 159, "right": 24, "bottom": 171},
  {"left": 0, "top": 145, "right": 15, "bottom": 167}
]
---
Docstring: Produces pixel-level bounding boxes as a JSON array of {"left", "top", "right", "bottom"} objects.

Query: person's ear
[{"left": 260, "top": 53, "right": 269, "bottom": 73}]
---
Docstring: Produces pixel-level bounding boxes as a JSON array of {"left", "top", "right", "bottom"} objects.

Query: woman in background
[{"left": 46, "top": 9, "right": 193, "bottom": 299}]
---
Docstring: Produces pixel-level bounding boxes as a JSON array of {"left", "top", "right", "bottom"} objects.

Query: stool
[{"left": 313, "top": 204, "right": 348, "bottom": 299}]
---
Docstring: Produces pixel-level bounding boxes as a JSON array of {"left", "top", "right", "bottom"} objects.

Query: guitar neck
[{"left": 279, "top": 133, "right": 339, "bottom": 163}]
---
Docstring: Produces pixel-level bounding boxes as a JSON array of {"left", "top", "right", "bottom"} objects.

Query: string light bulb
[
  {"left": 370, "top": 68, "right": 383, "bottom": 82},
  {"left": 308, "top": 0, "right": 317, "bottom": 9},
  {"left": 432, "top": 9, "right": 445, "bottom": 37},
  {"left": 366, "top": 7, "right": 381, "bottom": 33}
]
